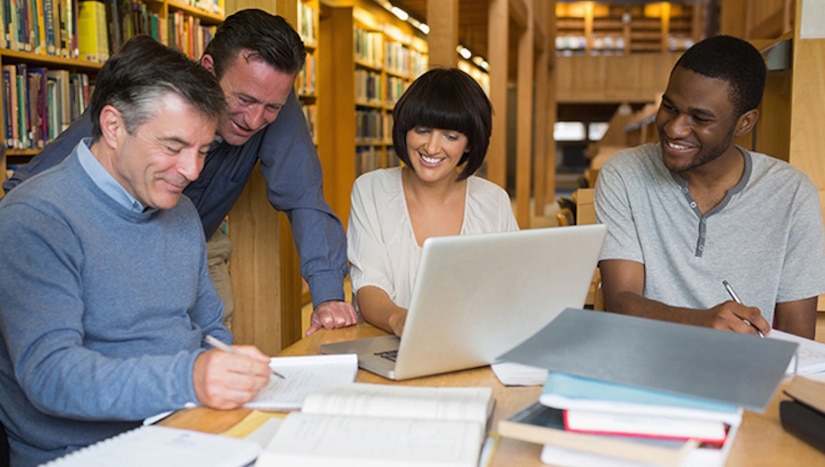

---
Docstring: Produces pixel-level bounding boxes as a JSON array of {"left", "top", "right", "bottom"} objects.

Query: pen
[
  {"left": 722, "top": 280, "right": 764, "bottom": 338},
  {"left": 204, "top": 335, "right": 285, "bottom": 379}
]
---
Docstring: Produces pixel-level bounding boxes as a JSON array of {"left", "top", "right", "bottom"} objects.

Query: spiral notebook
[{"left": 42, "top": 425, "right": 261, "bottom": 467}]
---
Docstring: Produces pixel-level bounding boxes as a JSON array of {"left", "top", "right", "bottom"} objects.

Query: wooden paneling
[
  {"left": 228, "top": 171, "right": 300, "bottom": 355},
  {"left": 427, "top": 0, "right": 459, "bottom": 67},
  {"left": 556, "top": 53, "right": 678, "bottom": 103}
]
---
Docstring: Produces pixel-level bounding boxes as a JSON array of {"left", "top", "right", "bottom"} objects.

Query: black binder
[{"left": 779, "top": 399, "right": 825, "bottom": 454}]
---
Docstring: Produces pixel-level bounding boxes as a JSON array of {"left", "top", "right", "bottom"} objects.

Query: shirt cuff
[{"left": 307, "top": 271, "right": 346, "bottom": 308}]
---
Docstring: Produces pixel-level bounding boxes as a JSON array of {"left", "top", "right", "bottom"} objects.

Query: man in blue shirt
[{"left": 3, "top": 10, "right": 358, "bottom": 335}]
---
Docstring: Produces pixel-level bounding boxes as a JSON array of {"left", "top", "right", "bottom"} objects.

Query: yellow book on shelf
[{"left": 77, "top": 0, "right": 109, "bottom": 62}]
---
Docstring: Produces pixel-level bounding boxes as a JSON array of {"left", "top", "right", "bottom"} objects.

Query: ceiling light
[{"left": 391, "top": 6, "right": 409, "bottom": 21}]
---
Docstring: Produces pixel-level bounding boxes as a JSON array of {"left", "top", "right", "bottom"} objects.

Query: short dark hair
[
  {"left": 90, "top": 35, "right": 226, "bottom": 139},
  {"left": 203, "top": 9, "right": 306, "bottom": 79},
  {"left": 392, "top": 68, "right": 492, "bottom": 181},
  {"left": 674, "top": 35, "right": 766, "bottom": 117}
]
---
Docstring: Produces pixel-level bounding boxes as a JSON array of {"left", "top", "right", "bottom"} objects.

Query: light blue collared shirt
[{"left": 76, "top": 138, "right": 149, "bottom": 214}]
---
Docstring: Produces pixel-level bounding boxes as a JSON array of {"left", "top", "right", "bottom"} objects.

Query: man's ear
[
  {"left": 200, "top": 55, "right": 215, "bottom": 75},
  {"left": 734, "top": 108, "right": 759, "bottom": 138},
  {"left": 98, "top": 105, "right": 123, "bottom": 150}
]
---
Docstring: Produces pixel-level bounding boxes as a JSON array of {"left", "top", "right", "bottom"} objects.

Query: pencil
[{"left": 204, "top": 335, "right": 285, "bottom": 379}]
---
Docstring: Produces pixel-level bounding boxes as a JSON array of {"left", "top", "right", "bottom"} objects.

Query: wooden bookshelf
[
  {"left": 1, "top": 27, "right": 100, "bottom": 187},
  {"left": 316, "top": 0, "right": 427, "bottom": 228},
  {"left": 555, "top": 1, "right": 702, "bottom": 56}
]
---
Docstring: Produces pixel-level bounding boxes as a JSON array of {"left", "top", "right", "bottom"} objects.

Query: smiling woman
[{"left": 346, "top": 67, "right": 519, "bottom": 337}]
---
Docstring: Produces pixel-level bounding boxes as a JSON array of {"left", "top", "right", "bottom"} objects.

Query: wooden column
[
  {"left": 427, "top": 0, "right": 459, "bottom": 68},
  {"left": 533, "top": 0, "right": 554, "bottom": 217},
  {"left": 318, "top": 5, "right": 356, "bottom": 226},
  {"left": 514, "top": 0, "right": 533, "bottom": 228},
  {"left": 487, "top": 0, "right": 508, "bottom": 188}
]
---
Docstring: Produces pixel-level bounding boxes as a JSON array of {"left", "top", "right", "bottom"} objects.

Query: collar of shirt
[{"left": 76, "top": 137, "right": 151, "bottom": 214}]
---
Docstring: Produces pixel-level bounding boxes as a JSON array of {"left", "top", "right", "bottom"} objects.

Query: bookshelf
[
  {"left": 555, "top": 1, "right": 701, "bottom": 56},
  {"left": 0, "top": 0, "right": 224, "bottom": 191},
  {"left": 296, "top": 0, "right": 318, "bottom": 147},
  {"left": 316, "top": 0, "right": 427, "bottom": 227}
]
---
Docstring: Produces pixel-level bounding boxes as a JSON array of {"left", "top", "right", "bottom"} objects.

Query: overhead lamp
[
  {"left": 457, "top": 45, "right": 472, "bottom": 60},
  {"left": 390, "top": 6, "right": 409, "bottom": 21}
]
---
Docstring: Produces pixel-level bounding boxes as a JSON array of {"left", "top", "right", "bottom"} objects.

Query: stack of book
[
  {"left": 499, "top": 372, "right": 743, "bottom": 466},
  {"left": 494, "top": 308, "right": 800, "bottom": 467}
]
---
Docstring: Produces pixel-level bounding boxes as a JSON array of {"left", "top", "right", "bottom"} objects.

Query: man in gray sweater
[{"left": 0, "top": 36, "right": 272, "bottom": 467}]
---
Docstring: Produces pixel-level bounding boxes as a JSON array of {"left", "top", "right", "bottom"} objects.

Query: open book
[{"left": 256, "top": 383, "right": 494, "bottom": 467}]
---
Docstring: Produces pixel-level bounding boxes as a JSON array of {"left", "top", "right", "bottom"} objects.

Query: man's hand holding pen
[
  {"left": 192, "top": 338, "right": 274, "bottom": 410},
  {"left": 705, "top": 301, "right": 771, "bottom": 336},
  {"left": 721, "top": 280, "right": 769, "bottom": 337}
]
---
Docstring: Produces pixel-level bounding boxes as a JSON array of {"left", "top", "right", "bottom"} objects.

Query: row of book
[
  {"left": 355, "top": 145, "right": 399, "bottom": 178},
  {"left": 354, "top": 72, "right": 410, "bottom": 109},
  {"left": 1, "top": 0, "right": 79, "bottom": 58},
  {"left": 353, "top": 25, "right": 427, "bottom": 79},
  {"left": 300, "top": 103, "right": 315, "bottom": 144},
  {"left": 353, "top": 26, "right": 383, "bottom": 69},
  {"left": 354, "top": 68, "right": 382, "bottom": 105},
  {"left": 355, "top": 108, "right": 391, "bottom": 144},
  {"left": 295, "top": 53, "right": 316, "bottom": 97},
  {"left": 2, "top": 63, "right": 88, "bottom": 150},
  {"left": 75, "top": 0, "right": 217, "bottom": 63},
  {"left": 295, "top": 0, "right": 316, "bottom": 46},
  {"left": 0, "top": 0, "right": 218, "bottom": 60}
]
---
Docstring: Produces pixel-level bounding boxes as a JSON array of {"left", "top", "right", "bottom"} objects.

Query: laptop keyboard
[{"left": 374, "top": 350, "right": 398, "bottom": 362}]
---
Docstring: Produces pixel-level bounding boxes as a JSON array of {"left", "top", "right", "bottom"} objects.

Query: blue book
[{"left": 540, "top": 372, "right": 742, "bottom": 426}]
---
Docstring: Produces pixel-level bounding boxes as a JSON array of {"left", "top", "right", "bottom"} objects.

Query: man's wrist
[{"left": 307, "top": 272, "right": 346, "bottom": 309}]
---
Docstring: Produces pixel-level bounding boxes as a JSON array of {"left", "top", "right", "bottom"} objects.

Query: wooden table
[{"left": 161, "top": 322, "right": 823, "bottom": 466}]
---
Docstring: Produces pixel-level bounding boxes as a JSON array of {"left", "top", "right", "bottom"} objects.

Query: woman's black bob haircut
[{"left": 392, "top": 68, "right": 493, "bottom": 181}]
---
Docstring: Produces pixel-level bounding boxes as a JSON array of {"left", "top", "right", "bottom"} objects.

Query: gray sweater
[{"left": 0, "top": 145, "right": 230, "bottom": 466}]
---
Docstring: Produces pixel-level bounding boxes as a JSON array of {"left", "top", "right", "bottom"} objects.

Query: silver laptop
[{"left": 321, "top": 224, "right": 608, "bottom": 380}]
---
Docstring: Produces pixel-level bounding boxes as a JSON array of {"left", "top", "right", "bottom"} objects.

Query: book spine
[
  {"left": 35, "top": 0, "right": 47, "bottom": 53},
  {"left": 45, "top": 76, "right": 57, "bottom": 140},
  {"left": 0, "top": 0, "right": 5, "bottom": 48},
  {"left": 94, "top": 0, "right": 108, "bottom": 60},
  {"left": 15, "top": 63, "right": 29, "bottom": 148},
  {"left": 43, "top": 0, "right": 56, "bottom": 54},
  {"left": 2, "top": 66, "right": 13, "bottom": 148}
]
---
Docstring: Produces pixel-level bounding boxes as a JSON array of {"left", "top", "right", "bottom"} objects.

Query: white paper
[
  {"left": 244, "top": 354, "right": 358, "bottom": 410},
  {"left": 768, "top": 330, "right": 825, "bottom": 375},
  {"left": 490, "top": 361, "right": 547, "bottom": 386}
]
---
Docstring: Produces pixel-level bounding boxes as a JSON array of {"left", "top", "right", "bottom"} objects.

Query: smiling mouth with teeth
[
  {"left": 666, "top": 141, "right": 692, "bottom": 150},
  {"left": 421, "top": 154, "right": 444, "bottom": 164}
]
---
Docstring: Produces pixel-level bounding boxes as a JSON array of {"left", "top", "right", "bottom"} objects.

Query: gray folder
[{"left": 498, "top": 308, "right": 798, "bottom": 412}]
